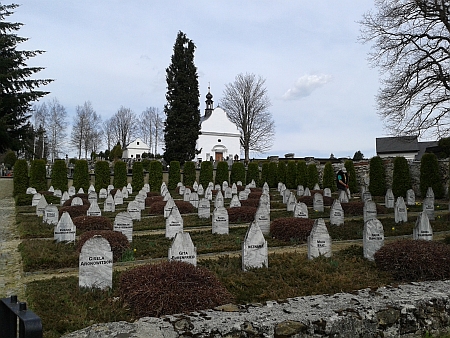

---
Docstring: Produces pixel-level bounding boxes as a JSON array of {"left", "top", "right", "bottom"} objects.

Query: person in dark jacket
[{"left": 336, "top": 167, "right": 349, "bottom": 192}]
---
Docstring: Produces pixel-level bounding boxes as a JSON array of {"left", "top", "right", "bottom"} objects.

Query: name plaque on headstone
[
  {"left": 229, "top": 195, "right": 241, "bottom": 208},
  {"left": 88, "top": 191, "right": 98, "bottom": 204},
  {"left": 385, "top": 189, "right": 395, "bottom": 209},
  {"left": 242, "top": 222, "right": 268, "bottom": 271},
  {"left": 212, "top": 206, "right": 229, "bottom": 234},
  {"left": 114, "top": 212, "right": 133, "bottom": 242},
  {"left": 104, "top": 195, "right": 115, "bottom": 212},
  {"left": 413, "top": 212, "right": 433, "bottom": 241},
  {"left": 330, "top": 200, "right": 344, "bottom": 226},
  {"left": 87, "top": 200, "right": 102, "bottom": 217},
  {"left": 307, "top": 218, "right": 332, "bottom": 259},
  {"left": 43, "top": 204, "right": 59, "bottom": 225},
  {"left": 127, "top": 201, "right": 141, "bottom": 221},
  {"left": 79, "top": 236, "right": 113, "bottom": 290},
  {"left": 423, "top": 197, "right": 435, "bottom": 221},
  {"left": 394, "top": 196, "right": 407, "bottom": 223},
  {"left": 198, "top": 198, "right": 210, "bottom": 218},
  {"left": 166, "top": 207, "right": 183, "bottom": 238},
  {"left": 293, "top": 202, "right": 308, "bottom": 218},
  {"left": 54, "top": 212, "right": 76, "bottom": 243},
  {"left": 169, "top": 232, "right": 197, "bottom": 266},
  {"left": 363, "top": 218, "right": 384, "bottom": 261},
  {"left": 183, "top": 188, "right": 191, "bottom": 202},
  {"left": 53, "top": 189, "right": 62, "bottom": 198},
  {"left": 255, "top": 205, "right": 270, "bottom": 235},
  {"left": 363, "top": 200, "right": 377, "bottom": 223},
  {"left": 313, "top": 193, "right": 324, "bottom": 212}
]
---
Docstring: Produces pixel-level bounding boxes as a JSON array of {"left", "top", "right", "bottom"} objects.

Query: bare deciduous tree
[
  {"left": 360, "top": 0, "right": 450, "bottom": 138},
  {"left": 70, "top": 101, "right": 102, "bottom": 159},
  {"left": 110, "top": 106, "right": 137, "bottom": 148},
  {"left": 103, "top": 118, "right": 115, "bottom": 151},
  {"left": 47, "top": 98, "right": 68, "bottom": 162},
  {"left": 139, "top": 107, "right": 164, "bottom": 156},
  {"left": 220, "top": 73, "right": 275, "bottom": 162}
]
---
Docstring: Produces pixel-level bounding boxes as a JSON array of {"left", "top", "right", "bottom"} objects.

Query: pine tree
[
  {"left": 0, "top": 4, "right": 53, "bottom": 152},
  {"left": 163, "top": 31, "right": 200, "bottom": 164}
]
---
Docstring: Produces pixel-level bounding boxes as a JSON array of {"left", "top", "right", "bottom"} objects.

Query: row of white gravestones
[{"left": 386, "top": 188, "right": 417, "bottom": 208}]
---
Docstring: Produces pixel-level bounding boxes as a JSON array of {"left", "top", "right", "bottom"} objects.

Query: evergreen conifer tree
[
  {"left": 163, "top": 31, "right": 200, "bottom": 164},
  {"left": 0, "top": 4, "right": 53, "bottom": 152}
]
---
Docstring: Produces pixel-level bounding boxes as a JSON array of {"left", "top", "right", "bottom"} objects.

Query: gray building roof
[{"left": 376, "top": 136, "right": 419, "bottom": 154}]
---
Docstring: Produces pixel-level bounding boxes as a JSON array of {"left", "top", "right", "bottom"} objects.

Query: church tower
[{"left": 204, "top": 86, "right": 214, "bottom": 119}]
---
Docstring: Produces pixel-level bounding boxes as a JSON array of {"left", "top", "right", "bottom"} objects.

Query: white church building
[
  {"left": 122, "top": 137, "right": 150, "bottom": 160},
  {"left": 196, "top": 89, "right": 241, "bottom": 162}
]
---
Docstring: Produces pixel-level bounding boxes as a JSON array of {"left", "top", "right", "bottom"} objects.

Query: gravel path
[{"left": 0, "top": 178, "right": 24, "bottom": 300}]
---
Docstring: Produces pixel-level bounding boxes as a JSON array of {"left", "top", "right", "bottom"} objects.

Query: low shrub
[
  {"left": 374, "top": 239, "right": 450, "bottom": 282},
  {"left": 248, "top": 191, "right": 262, "bottom": 200},
  {"left": 148, "top": 200, "right": 195, "bottom": 215},
  {"left": 227, "top": 206, "right": 256, "bottom": 223},
  {"left": 72, "top": 216, "right": 113, "bottom": 232},
  {"left": 270, "top": 218, "right": 314, "bottom": 242},
  {"left": 146, "top": 192, "right": 160, "bottom": 198},
  {"left": 145, "top": 196, "right": 164, "bottom": 207},
  {"left": 340, "top": 202, "right": 388, "bottom": 216},
  {"left": 119, "top": 261, "right": 234, "bottom": 317},
  {"left": 246, "top": 162, "right": 259, "bottom": 185},
  {"left": 62, "top": 197, "right": 90, "bottom": 207},
  {"left": 15, "top": 193, "right": 32, "bottom": 206},
  {"left": 59, "top": 205, "right": 89, "bottom": 219},
  {"left": 76, "top": 230, "right": 130, "bottom": 262},
  {"left": 239, "top": 199, "right": 260, "bottom": 208},
  {"left": 298, "top": 196, "right": 334, "bottom": 207}
]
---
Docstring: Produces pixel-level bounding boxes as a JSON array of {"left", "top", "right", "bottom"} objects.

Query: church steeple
[{"left": 205, "top": 85, "right": 214, "bottom": 117}]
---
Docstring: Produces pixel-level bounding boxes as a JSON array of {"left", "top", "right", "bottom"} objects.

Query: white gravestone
[
  {"left": 87, "top": 200, "right": 102, "bottom": 217},
  {"left": 259, "top": 193, "right": 270, "bottom": 209},
  {"left": 363, "top": 219, "right": 384, "bottom": 261},
  {"left": 189, "top": 192, "right": 199, "bottom": 208},
  {"left": 323, "top": 188, "right": 332, "bottom": 198},
  {"left": 197, "top": 184, "right": 204, "bottom": 196},
  {"left": 214, "top": 191, "right": 224, "bottom": 208},
  {"left": 307, "top": 218, "right": 332, "bottom": 259},
  {"left": 163, "top": 191, "right": 171, "bottom": 202},
  {"left": 134, "top": 194, "right": 145, "bottom": 211},
  {"left": 363, "top": 200, "right": 377, "bottom": 223},
  {"left": 144, "top": 183, "right": 150, "bottom": 193},
  {"left": 68, "top": 186, "right": 76, "bottom": 197},
  {"left": 242, "top": 222, "right": 268, "bottom": 271},
  {"left": 88, "top": 184, "right": 95, "bottom": 193},
  {"left": 36, "top": 195, "right": 48, "bottom": 217},
  {"left": 127, "top": 201, "right": 141, "bottom": 221},
  {"left": 238, "top": 190, "right": 249, "bottom": 200},
  {"left": 79, "top": 236, "right": 113, "bottom": 290},
  {"left": 121, "top": 186, "right": 129, "bottom": 199},
  {"left": 169, "top": 232, "right": 197, "bottom": 266},
  {"left": 179, "top": 185, "right": 185, "bottom": 196},
  {"left": 205, "top": 187, "right": 213, "bottom": 201},
  {"left": 53, "top": 189, "right": 62, "bottom": 198},
  {"left": 192, "top": 181, "right": 198, "bottom": 192},
  {"left": 26, "top": 187, "right": 37, "bottom": 195},
  {"left": 303, "top": 187, "right": 311, "bottom": 197},
  {"left": 114, "top": 189, "right": 124, "bottom": 205},
  {"left": 287, "top": 192, "right": 296, "bottom": 212},
  {"left": 224, "top": 187, "right": 232, "bottom": 199},
  {"left": 413, "top": 212, "right": 433, "bottom": 241},
  {"left": 255, "top": 205, "right": 270, "bottom": 235},
  {"left": 98, "top": 188, "right": 107, "bottom": 199},
  {"left": 249, "top": 179, "right": 256, "bottom": 188},
  {"left": 385, "top": 189, "right": 395, "bottom": 208},
  {"left": 71, "top": 196, "right": 83, "bottom": 206},
  {"left": 43, "top": 204, "right": 59, "bottom": 225},
  {"left": 48, "top": 185, "right": 54, "bottom": 193},
  {"left": 296, "top": 185, "right": 304, "bottom": 196},
  {"left": 283, "top": 189, "right": 290, "bottom": 204},
  {"left": 423, "top": 197, "right": 435, "bottom": 221},
  {"left": 222, "top": 181, "right": 229, "bottom": 192},
  {"left": 293, "top": 202, "right": 308, "bottom": 218},
  {"left": 165, "top": 207, "right": 183, "bottom": 239},
  {"left": 313, "top": 193, "right": 324, "bottom": 212},
  {"left": 126, "top": 183, "right": 132, "bottom": 195},
  {"left": 114, "top": 212, "right": 133, "bottom": 242},
  {"left": 236, "top": 181, "right": 242, "bottom": 186},
  {"left": 183, "top": 188, "right": 191, "bottom": 202},
  {"left": 164, "top": 198, "right": 175, "bottom": 218},
  {"left": 88, "top": 191, "right": 98, "bottom": 204},
  {"left": 338, "top": 190, "right": 349, "bottom": 203},
  {"left": 313, "top": 183, "right": 320, "bottom": 190},
  {"left": 60, "top": 191, "right": 69, "bottom": 206},
  {"left": 77, "top": 188, "right": 84, "bottom": 194},
  {"left": 160, "top": 182, "right": 168, "bottom": 196},
  {"left": 32, "top": 193, "right": 42, "bottom": 207},
  {"left": 212, "top": 206, "right": 229, "bottom": 235},
  {"left": 362, "top": 192, "right": 372, "bottom": 203},
  {"left": 198, "top": 198, "right": 210, "bottom": 219},
  {"left": 214, "top": 184, "right": 221, "bottom": 191},
  {"left": 406, "top": 189, "right": 415, "bottom": 206},
  {"left": 104, "top": 195, "right": 115, "bottom": 212},
  {"left": 426, "top": 187, "right": 434, "bottom": 203},
  {"left": 54, "top": 211, "right": 76, "bottom": 243},
  {"left": 394, "top": 196, "right": 408, "bottom": 223},
  {"left": 279, "top": 183, "right": 286, "bottom": 196},
  {"left": 231, "top": 183, "right": 238, "bottom": 195},
  {"left": 229, "top": 195, "right": 241, "bottom": 208},
  {"left": 330, "top": 200, "right": 344, "bottom": 226}
]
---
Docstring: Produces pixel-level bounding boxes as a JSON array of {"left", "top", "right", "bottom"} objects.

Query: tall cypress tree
[
  {"left": 0, "top": 4, "right": 53, "bottom": 153},
  {"left": 163, "top": 31, "right": 200, "bottom": 164}
]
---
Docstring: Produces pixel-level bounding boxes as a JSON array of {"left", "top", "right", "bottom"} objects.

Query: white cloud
[{"left": 282, "top": 74, "right": 332, "bottom": 100}]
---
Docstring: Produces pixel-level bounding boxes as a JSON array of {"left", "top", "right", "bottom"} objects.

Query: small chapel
[{"left": 195, "top": 88, "right": 241, "bottom": 162}]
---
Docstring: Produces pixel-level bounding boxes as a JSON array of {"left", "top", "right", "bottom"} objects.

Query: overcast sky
[{"left": 13, "top": 0, "right": 387, "bottom": 159}]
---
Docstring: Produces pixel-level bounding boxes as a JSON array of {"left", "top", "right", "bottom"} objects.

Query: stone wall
[{"left": 63, "top": 279, "right": 450, "bottom": 338}]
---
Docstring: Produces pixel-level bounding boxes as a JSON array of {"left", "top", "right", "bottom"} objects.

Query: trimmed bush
[
  {"left": 76, "top": 230, "right": 130, "bottom": 262},
  {"left": 148, "top": 200, "right": 195, "bottom": 215},
  {"left": 340, "top": 201, "right": 387, "bottom": 216},
  {"left": 113, "top": 161, "right": 127, "bottom": 189},
  {"left": 59, "top": 205, "right": 89, "bottom": 219},
  {"left": 168, "top": 161, "right": 181, "bottom": 190},
  {"left": 306, "top": 163, "right": 319, "bottom": 189},
  {"left": 183, "top": 161, "right": 196, "bottom": 187},
  {"left": 277, "top": 161, "right": 287, "bottom": 184},
  {"left": 51, "top": 160, "right": 68, "bottom": 192},
  {"left": 374, "top": 239, "right": 450, "bottom": 282},
  {"left": 368, "top": 156, "right": 386, "bottom": 196},
  {"left": 227, "top": 206, "right": 256, "bottom": 223},
  {"left": 145, "top": 196, "right": 164, "bottom": 207},
  {"left": 72, "top": 216, "right": 113, "bottom": 232},
  {"left": 322, "top": 162, "right": 336, "bottom": 192},
  {"left": 270, "top": 218, "right": 314, "bottom": 242},
  {"left": 4, "top": 150, "right": 17, "bottom": 169},
  {"left": 141, "top": 158, "right": 151, "bottom": 172},
  {"left": 73, "top": 160, "right": 90, "bottom": 192},
  {"left": 29, "top": 159, "right": 47, "bottom": 192},
  {"left": 148, "top": 161, "right": 163, "bottom": 192},
  {"left": 392, "top": 156, "right": 411, "bottom": 198},
  {"left": 199, "top": 161, "right": 213, "bottom": 188},
  {"left": 239, "top": 199, "right": 260, "bottom": 208},
  {"left": 119, "top": 261, "right": 234, "bottom": 317},
  {"left": 344, "top": 160, "right": 358, "bottom": 193},
  {"left": 298, "top": 195, "right": 334, "bottom": 207},
  {"left": 132, "top": 161, "right": 144, "bottom": 193},
  {"left": 94, "top": 161, "right": 110, "bottom": 192},
  {"left": 420, "top": 153, "right": 444, "bottom": 198},
  {"left": 246, "top": 162, "right": 259, "bottom": 185},
  {"left": 296, "top": 160, "right": 307, "bottom": 188},
  {"left": 285, "top": 161, "right": 297, "bottom": 189},
  {"left": 267, "top": 162, "right": 278, "bottom": 188},
  {"left": 215, "top": 161, "right": 229, "bottom": 186},
  {"left": 62, "top": 197, "right": 90, "bottom": 207},
  {"left": 13, "top": 159, "right": 28, "bottom": 196},
  {"left": 230, "top": 162, "right": 245, "bottom": 185}
]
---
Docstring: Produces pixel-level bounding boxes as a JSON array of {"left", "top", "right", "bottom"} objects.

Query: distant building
[
  {"left": 376, "top": 136, "right": 438, "bottom": 160},
  {"left": 195, "top": 89, "right": 241, "bottom": 162},
  {"left": 122, "top": 138, "right": 149, "bottom": 160}
]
